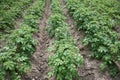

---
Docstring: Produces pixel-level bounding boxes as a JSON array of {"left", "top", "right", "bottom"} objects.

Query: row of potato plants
[
  {"left": 0, "top": 0, "right": 21, "bottom": 10},
  {"left": 47, "top": 0, "right": 84, "bottom": 80},
  {"left": 66, "top": 0, "right": 120, "bottom": 76},
  {"left": 0, "top": 0, "right": 33, "bottom": 33},
  {"left": 0, "top": 0, "right": 45, "bottom": 80}
]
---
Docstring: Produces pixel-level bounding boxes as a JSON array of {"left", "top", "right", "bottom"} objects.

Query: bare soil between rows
[{"left": 23, "top": 0, "right": 52, "bottom": 80}]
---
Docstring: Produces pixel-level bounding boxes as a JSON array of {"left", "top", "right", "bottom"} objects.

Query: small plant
[
  {"left": 0, "top": 25, "right": 36, "bottom": 80},
  {"left": 48, "top": 39, "right": 83, "bottom": 80},
  {"left": 54, "top": 26, "right": 70, "bottom": 40},
  {"left": 47, "top": 14, "right": 66, "bottom": 38},
  {"left": 24, "top": 15, "right": 39, "bottom": 29},
  {"left": 51, "top": 0, "right": 63, "bottom": 14}
]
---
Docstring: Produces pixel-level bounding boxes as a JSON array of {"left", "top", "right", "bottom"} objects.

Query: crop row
[
  {"left": 0, "top": 0, "right": 45, "bottom": 80},
  {"left": 66, "top": 0, "right": 120, "bottom": 76},
  {"left": 0, "top": 0, "right": 24, "bottom": 11},
  {"left": 0, "top": 0, "right": 28, "bottom": 8},
  {"left": 0, "top": 0, "right": 33, "bottom": 33},
  {"left": 47, "top": 0, "right": 83, "bottom": 80}
]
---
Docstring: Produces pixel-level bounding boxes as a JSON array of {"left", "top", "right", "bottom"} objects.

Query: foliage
[
  {"left": 24, "top": 15, "right": 39, "bottom": 29},
  {"left": 0, "top": 0, "right": 45, "bottom": 79},
  {"left": 23, "top": 0, "right": 45, "bottom": 29},
  {"left": 48, "top": 39, "right": 83, "bottom": 80},
  {"left": 48, "top": 0, "right": 84, "bottom": 80},
  {"left": 66, "top": 0, "right": 120, "bottom": 76},
  {"left": 51, "top": 0, "right": 63, "bottom": 14},
  {"left": 0, "top": 25, "right": 36, "bottom": 80},
  {"left": 47, "top": 13, "right": 67, "bottom": 38},
  {"left": 0, "top": 0, "right": 33, "bottom": 32}
]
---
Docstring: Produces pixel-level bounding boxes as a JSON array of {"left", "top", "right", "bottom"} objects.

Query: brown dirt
[
  {"left": 115, "top": 25, "right": 120, "bottom": 33},
  {"left": 23, "top": 0, "right": 52, "bottom": 80},
  {"left": 115, "top": 25, "right": 120, "bottom": 40},
  {"left": 0, "top": 40, "right": 3, "bottom": 49},
  {"left": 59, "top": 0, "right": 114, "bottom": 80}
]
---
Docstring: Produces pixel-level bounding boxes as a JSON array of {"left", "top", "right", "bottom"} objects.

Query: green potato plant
[
  {"left": 0, "top": 0, "right": 45, "bottom": 79},
  {"left": 47, "top": 0, "right": 84, "bottom": 80},
  {"left": 66, "top": 0, "right": 120, "bottom": 76}
]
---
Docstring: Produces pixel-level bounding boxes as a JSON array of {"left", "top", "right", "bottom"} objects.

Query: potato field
[{"left": 0, "top": 0, "right": 120, "bottom": 80}]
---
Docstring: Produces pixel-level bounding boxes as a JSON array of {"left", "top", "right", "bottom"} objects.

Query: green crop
[
  {"left": 66, "top": 0, "right": 120, "bottom": 76},
  {"left": 0, "top": 0, "right": 45, "bottom": 79},
  {"left": 47, "top": 0, "right": 84, "bottom": 80}
]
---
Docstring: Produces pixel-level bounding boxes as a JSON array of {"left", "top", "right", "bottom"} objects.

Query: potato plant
[
  {"left": 0, "top": 0, "right": 45, "bottom": 79},
  {"left": 66, "top": 0, "right": 120, "bottom": 76},
  {"left": 47, "top": 14, "right": 67, "bottom": 38},
  {"left": 51, "top": 0, "right": 63, "bottom": 14},
  {"left": 48, "top": 39, "right": 83, "bottom": 80},
  {"left": 0, "top": 0, "right": 33, "bottom": 32},
  {"left": 47, "top": 0, "right": 84, "bottom": 80},
  {"left": 23, "top": 0, "right": 45, "bottom": 29},
  {"left": 0, "top": 25, "right": 36, "bottom": 80}
]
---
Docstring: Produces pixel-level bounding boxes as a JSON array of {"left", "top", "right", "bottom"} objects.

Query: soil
[
  {"left": 59, "top": 0, "right": 115, "bottom": 80},
  {"left": 115, "top": 25, "right": 120, "bottom": 40},
  {"left": 23, "top": 0, "right": 52, "bottom": 80}
]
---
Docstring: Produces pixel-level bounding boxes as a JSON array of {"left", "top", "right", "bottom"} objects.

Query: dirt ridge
[{"left": 24, "top": 0, "right": 52, "bottom": 80}]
